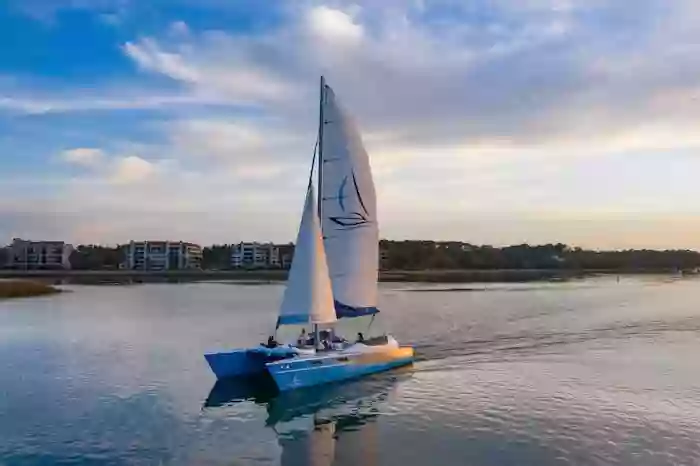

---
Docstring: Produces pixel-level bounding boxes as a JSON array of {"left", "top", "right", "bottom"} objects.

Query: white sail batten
[
  {"left": 278, "top": 185, "right": 337, "bottom": 325},
  {"left": 320, "top": 84, "right": 379, "bottom": 316}
]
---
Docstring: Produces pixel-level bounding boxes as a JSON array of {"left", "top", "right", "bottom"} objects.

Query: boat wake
[{"left": 410, "top": 315, "right": 700, "bottom": 365}]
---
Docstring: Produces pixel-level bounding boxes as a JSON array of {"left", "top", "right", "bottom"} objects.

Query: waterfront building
[
  {"left": 4, "top": 238, "right": 74, "bottom": 270},
  {"left": 230, "top": 242, "right": 281, "bottom": 268},
  {"left": 125, "top": 241, "right": 202, "bottom": 271},
  {"left": 227, "top": 242, "right": 382, "bottom": 270}
]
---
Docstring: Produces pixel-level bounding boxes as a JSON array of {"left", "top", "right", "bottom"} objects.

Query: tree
[
  {"left": 202, "top": 244, "right": 233, "bottom": 269},
  {"left": 70, "top": 245, "right": 124, "bottom": 270}
]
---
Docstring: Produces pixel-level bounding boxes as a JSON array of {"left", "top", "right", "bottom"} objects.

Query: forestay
[
  {"left": 320, "top": 84, "right": 379, "bottom": 317},
  {"left": 278, "top": 184, "right": 337, "bottom": 326}
]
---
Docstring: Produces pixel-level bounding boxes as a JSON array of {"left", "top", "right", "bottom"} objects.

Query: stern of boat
[
  {"left": 205, "top": 350, "right": 267, "bottom": 379},
  {"left": 205, "top": 346, "right": 303, "bottom": 380}
]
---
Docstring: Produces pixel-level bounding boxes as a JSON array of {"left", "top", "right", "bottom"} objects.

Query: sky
[{"left": 1, "top": 0, "right": 700, "bottom": 249}]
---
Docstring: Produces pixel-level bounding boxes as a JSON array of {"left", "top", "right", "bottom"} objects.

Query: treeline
[
  {"left": 379, "top": 240, "right": 700, "bottom": 271},
  {"left": 69, "top": 245, "right": 125, "bottom": 270},
  {"left": 65, "top": 241, "right": 700, "bottom": 271}
]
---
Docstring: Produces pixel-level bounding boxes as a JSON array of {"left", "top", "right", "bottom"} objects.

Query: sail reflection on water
[
  {"left": 279, "top": 420, "right": 336, "bottom": 466},
  {"left": 278, "top": 413, "right": 382, "bottom": 466},
  {"left": 331, "top": 415, "right": 379, "bottom": 466}
]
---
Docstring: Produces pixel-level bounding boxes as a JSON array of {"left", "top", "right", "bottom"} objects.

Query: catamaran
[{"left": 204, "top": 76, "right": 414, "bottom": 391}]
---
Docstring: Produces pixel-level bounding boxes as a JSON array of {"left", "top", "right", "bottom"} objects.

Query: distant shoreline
[{"left": 0, "top": 268, "right": 689, "bottom": 284}]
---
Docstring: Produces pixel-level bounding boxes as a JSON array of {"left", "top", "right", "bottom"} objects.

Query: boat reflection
[
  {"left": 204, "top": 368, "right": 413, "bottom": 465},
  {"left": 203, "top": 373, "right": 278, "bottom": 408},
  {"left": 271, "top": 369, "right": 411, "bottom": 466}
]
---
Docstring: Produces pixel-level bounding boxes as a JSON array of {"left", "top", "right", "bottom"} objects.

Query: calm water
[{"left": 1, "top": 277, "right": 700, "bottom": 465}]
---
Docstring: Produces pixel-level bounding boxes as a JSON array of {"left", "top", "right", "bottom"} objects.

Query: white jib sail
[
  {"left": 278, "top": 184, "right": 337, "bottom": 325},
  {"left": 320, "top": 83, "right": 379, "bottom": 312}
]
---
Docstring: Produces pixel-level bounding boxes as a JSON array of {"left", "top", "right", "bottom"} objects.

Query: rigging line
[
  {"left": 367, "top": 314, "right": 376, "bottom": 334},
  {"left": 306, "top": 137, "right": 319, "bottom": 191}
]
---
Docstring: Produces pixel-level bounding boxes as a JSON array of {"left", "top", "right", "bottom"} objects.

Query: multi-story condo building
[
  {"left": 125, "top": 241, "right": 202, "bottom": 271},
  {"left": 4, "top": 238, "right": 74, "bottom": 270},
  {"left": 230, "top": 242, "right": 281, "bottom": 268},
  {"left": 229, "top": 241, "right": 385, "bottom": 270}
]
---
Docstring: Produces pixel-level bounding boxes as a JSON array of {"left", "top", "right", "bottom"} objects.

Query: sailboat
[{"left": 204, "top": 76, "right": 414, "bottom": 391}]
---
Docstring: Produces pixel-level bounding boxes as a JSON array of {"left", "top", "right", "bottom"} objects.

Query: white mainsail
[
  {"left": 278, "top": 184, "right": 336, "bottom": 325},
  {"left": 320, "top": 83, "right": 379, "bottom": 315}
]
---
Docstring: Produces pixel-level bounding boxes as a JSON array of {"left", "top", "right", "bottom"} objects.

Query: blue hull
[
  {"left": 204, "top": 346, "right": 299, "bottom": 379},
  {"left": 205, "top": 350, "right": 265, "bottom": 378},
  {"left": 205, "top": 346, "right": 414, "bottom": 391},
  {"left": 266, "top": 346, "right": 414, "bottom": 391}
]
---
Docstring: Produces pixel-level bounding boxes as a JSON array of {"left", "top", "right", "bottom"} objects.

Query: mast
[
  {"left": 317, "top": 75, "right": 326, "bottom": 221},
  {"left": 314, "top": 75, "right": 326, "bottom": 351}
]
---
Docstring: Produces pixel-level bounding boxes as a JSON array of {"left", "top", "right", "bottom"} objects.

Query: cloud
[
  {"left": 58, "top": 146, "right": 164, "bottom": 186},
  {"left": 164, "top": 117, "right": 308, "bottom": 178},
  {"left": 98, "top": 12, "right": 123, "bottom": 26},
  {"left": 109, "top": 155, "right": 158, "bottom": 184},
  {"left": 123, "top": 39, "right": 201, "bottom": 83},
  {"left": 121, "top": 34, "right": 297, "bottom": 105},
  {"left": 9, "top": 1, "right": 700, "bottom": 153},
  {"left": 169, "top": 20, "right": 190, "bottom": 36},
  {"left": 105, "top": 2, "right": 700, "bottom": 158},
  {"left": 0, "top": 94, "right": 233, "bottom": 114},
  {"left": 168, "top": 119, "right": 268, "bottom": 158},
  {"left": 61, "top": 148, "right": 105, "bottom": 166},
  {"left": 306, "top": 5, "right": 363, "bottom": 44},
  {"left": 0, "top": 161, "right": 306, "bottom": 245}
]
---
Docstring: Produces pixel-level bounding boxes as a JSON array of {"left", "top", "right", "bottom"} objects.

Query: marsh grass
[{"left": 0, "top": 280, "right": 61, "bottom": 299}]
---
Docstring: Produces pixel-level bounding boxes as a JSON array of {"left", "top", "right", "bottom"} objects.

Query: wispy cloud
[
  {"left": 60, "top": 148, "right": 105, "bottom": 166},
  {"left": 0, "top": 93, "right": 237, "bottom": 114},
  {"left": 121, "top": 35, "right": 298, "bottom": 105}
]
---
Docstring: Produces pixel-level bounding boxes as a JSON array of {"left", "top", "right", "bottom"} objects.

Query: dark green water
[{"left": 1, "top": 277, "right": 699, "bottom": 465}]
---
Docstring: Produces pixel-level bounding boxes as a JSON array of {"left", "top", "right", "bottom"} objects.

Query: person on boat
[
  {"left": 265, "top": 335, "right": 278, "bottom": 348},
  {"left": 305, "top": 333, "right": 315, "bottom": 346},
  {"left": 357, "top": 332, "right": 365, "bottom": 343},
  {"left": 330, "top": 329, "right": 345, "bottom": 349},
  {"left": 297, "top": 328, "right": 307, "bottom": 347},
  {"left": 318, "top": 330, "right": 330, "bottom": 350}
]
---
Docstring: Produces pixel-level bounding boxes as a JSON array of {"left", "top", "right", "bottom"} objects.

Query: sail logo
[{"left": 328, "top": 171, "right": 371, "bottom": 230}]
